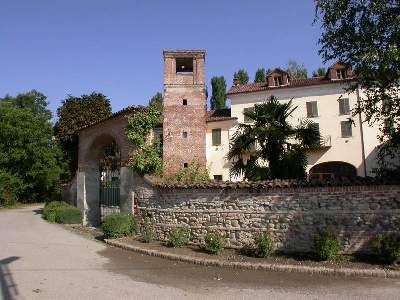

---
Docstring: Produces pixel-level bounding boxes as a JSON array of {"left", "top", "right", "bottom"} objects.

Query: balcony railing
[{"left": 321, "top": 135, "right": 332, "bottom": 148}]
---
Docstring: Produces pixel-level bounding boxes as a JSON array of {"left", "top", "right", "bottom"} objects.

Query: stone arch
[
  {"left": 83, "top": 133, "right": 123, "bottom": 169},
  {"left": 309, "top": 161, "right": 357, "bottom": 181},
  {"left": 76, "top": 115, "right": 138, "bottom": 226}
]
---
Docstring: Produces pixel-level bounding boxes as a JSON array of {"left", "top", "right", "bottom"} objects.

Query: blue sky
[{"left": 1, "top": 0, "right": 324, "bottom": 118}]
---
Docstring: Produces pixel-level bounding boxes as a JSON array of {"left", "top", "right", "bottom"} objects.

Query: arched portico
[
  {"left": 309, "top": 161, "right": 357, "bottom": 181},
  {"left": 76, "top": 113, "right": 138, "bottom": 226}
]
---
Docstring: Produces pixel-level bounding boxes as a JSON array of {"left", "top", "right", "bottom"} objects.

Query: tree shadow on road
[{"left": 0, "top": 256, "right": 20, "bottom": 300}]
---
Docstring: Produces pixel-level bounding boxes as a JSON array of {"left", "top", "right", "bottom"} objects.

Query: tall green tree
[
  {"left": 148, "top": 92, "right": 163, "bottom": 111},
  {"left": 315, "top": 0, "right": 400, "bottom": 175},
  {"left": 228, "top": 96, "right": 320, "bottom": 181},
  {"left": 0, "top": 93, "right": 64, "bottom": 204},
  {"left": 55, "top": 92, "right": 112, "bottom": 178},
  {"left": 1, "top": 90, "right": 51, "bottom": 118},
  {"left": 286, "top": 60, "right": 308, "bottom": 79},
  {"left": 312, "top": 67, "right": 327, "bottom": 77},
  {"left": 210, "top": 76, "right": 227, "bottom": 110},
  {"left": 233, "top": 69, "right": 249, "bottom": 84},
  {"left": 254, "top": 68, "right": 266, "bottom": 83}
]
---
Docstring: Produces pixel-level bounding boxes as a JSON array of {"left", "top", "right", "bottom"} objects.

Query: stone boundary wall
[{"left": 134, "top": 177, "right": 400, "bottom": 253}]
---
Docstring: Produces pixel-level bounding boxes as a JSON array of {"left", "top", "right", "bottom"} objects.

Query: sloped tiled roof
[
  {"left": 227, "top": 77, "right": 354, "bottom": 96},
  {"left": 206, "top": 108, "right": 237, "bottom": 122},
  {"left": 78, "top": 105, "right": 147, "bottom": 131}
]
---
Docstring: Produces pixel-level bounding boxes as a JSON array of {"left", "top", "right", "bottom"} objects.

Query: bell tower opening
[{"left": 176, "top": 57, "right": 193, "bottom": 73}]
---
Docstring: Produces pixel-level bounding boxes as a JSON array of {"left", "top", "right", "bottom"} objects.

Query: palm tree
[{"left": 228, "top": 96, "right": 320, "bottom": 181}]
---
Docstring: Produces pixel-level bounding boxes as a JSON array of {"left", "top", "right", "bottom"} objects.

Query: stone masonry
[
  {"left": 162, "top": 50, "right": 207, "bottom": 175},
  {"left": 134, "top": 178, "right": 400, "bottom": 253}
]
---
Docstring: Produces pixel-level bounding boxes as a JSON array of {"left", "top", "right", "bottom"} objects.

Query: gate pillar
[
  {"left": 120, "top": 167, "right": 135, "bottom": 215},
  {"left": 77, "top": 168, "right": 100, "bottom": 226}
]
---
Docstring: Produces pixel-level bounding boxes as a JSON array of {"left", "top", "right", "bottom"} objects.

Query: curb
[{"left": 104, "top": 239, "right": 400, "bottom": 279}]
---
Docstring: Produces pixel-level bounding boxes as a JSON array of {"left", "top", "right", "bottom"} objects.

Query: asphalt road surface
[{"left": 1, "top": 205, "right": 399, "bottom": 300}]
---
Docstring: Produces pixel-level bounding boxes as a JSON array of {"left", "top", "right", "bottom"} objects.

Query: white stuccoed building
[{"left": 205, "top": 62, "right": 382, "bottom": 181}]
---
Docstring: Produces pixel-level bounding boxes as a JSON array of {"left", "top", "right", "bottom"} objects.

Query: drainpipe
[{"left": 356, "top": 86, "right": 367, "bottom": 177}]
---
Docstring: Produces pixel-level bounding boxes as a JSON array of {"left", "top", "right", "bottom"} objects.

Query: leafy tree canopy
[
  {"left": 0, "top": 93, "right": 65, "bottom": 204},
  {"left": 148, "top": 92, "right": 163, "bottom": 111},
  {"left": 1, "top": 90, "right": 52, "bottom": 119},
  {"left": 312, "top": 67, "right": 327, "bottom": 77},
  {"left": 55, "top": 92, "right": 112, "bottom": 178},
  {"left": 254, "top": 68, "right": 266, "bottom": 83},
  {"left": 234, "top": 69, "right": 249, "bottom": 85},
  {"left": 55, "top": 92, "right": 112, "bottom": 141},
  {"left": 210, "top": 76, "right": 227, "bottom": 110},
  {"left": 286, "top": 60, "right": 308, "bottom": 79},
  {"left": 228, "top": 96, "right": 320, "bottom": 181},
  {"left": 315, "top": 0, "right": 400, "bottom": 173}
]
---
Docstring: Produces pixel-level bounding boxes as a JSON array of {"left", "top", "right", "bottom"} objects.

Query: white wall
[{"left": 206, "top": 119, "right": 237, "bottom": 181}]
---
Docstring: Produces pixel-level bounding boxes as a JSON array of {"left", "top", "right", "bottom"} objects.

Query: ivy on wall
[{"left": 125, "top": 106, "right": 163, "bottom": 176}]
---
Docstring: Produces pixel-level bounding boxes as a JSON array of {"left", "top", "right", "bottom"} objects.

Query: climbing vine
[{"left": 125, "top": 106, "right": 163, "bottom": 176}]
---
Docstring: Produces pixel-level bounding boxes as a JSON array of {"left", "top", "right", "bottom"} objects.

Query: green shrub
[
  {"left": 254, "top": 232, "right": 275, "bottom": 258},
  {"left": 0, "top": 171, "right": 24, "bottom": 207},
  {"left": 141, "top": 219, "right": 155, "bottom": 243},
  {"left": 204, "top": 231, "right": 225, "bottom": 255},
  {"left": 168, "top": 227, "right": 191, "bottom": 247},
  {"left": 102, "top": 213, "right": 138, "bottom": 239},
  {"left": 371, "top": 234, "right": 400, "bottom": 264},
  {"left": 171, "top": 163, "right": 210, "bottom": 183},
  {"left": 55, "top": 206, "right": 82, "bottom": 224},
  {"left": 43, "top": 201, "right": 68, "bottom": 222},
  {"left": 314, "top": 231, "right": 342, "bottom": 261}
]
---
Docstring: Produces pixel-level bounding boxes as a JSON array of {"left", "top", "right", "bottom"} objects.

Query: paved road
[{"left": 1, "top": 205, "right": 399, "bottom": 300}]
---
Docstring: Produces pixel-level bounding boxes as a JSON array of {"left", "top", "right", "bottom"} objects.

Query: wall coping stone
[{"left": 143, "top": 175, "right": 400, "bottom": 191}]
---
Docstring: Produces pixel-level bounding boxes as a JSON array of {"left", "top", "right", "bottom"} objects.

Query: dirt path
[{"left": 1, "top": 205, "right": 399, "bottom": 299}]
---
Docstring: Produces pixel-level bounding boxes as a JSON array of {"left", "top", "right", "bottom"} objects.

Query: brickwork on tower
[{"left": 162, "top": 50, "right": 207, "bottom": 175}]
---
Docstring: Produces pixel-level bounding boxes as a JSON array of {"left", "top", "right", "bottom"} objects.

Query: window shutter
[
  {"left": 341, "top": 121, "right": 352, "bottom": 137},
  {"left": 306, "top": 102, "right": 312, "bottom": 117},
  {"left": 307, "top": 101, "right": 318, "bottom": 117},
  {"left": 312, "top": 102, "right": 318, "bottom": 117},
  {"left": 212, "top": 128, "right": 221, "bottom": 146},
  {"left": 339, "top": 98, "right": 350, "bottom": 115}
]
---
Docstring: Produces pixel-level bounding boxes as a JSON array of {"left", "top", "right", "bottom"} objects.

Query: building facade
[
  {"left": 207, "top": 63, "right": 381, "bottom": 181},
  {"left": 158, "top": 50, "right": 382, "bottom": 181}
]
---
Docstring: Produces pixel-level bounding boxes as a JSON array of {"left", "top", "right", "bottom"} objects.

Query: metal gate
[{"left": 99, "top": 141, "right": 121, "bottom": 220}]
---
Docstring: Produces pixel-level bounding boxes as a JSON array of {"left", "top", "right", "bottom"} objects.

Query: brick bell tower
[{"left": 162, "top": 50, "right": 207, "bottom": 175}]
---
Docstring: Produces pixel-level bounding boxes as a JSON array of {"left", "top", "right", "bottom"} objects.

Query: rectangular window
[
  {"left": 182, "top": 131, "right": 188, "bottom": 139},
  {"left": 182, "top": 99, "right": 187, "bottom": 105},
  {"left": 243, "top": 107, "right": 254, "bottom": 123},
  {"left": 339, "top": 98, "right": 350, "bottom": 115},
  {"left": 183, "top": 162, "right": 188, "bottom": 168},
  {"left": 213, "top": 175, "right": 223, "bottom": 181},
  {"left": 341, "top": 121, "right": 352, "bottom": 137},
  {"left": 212, "top": 128, "right": 222, "bottom": 146},
  {"left": 274, "top": 76, "right": 283, "bottom": 86},
  {"left": 306, "top": 101, "right": 318, "bottom": 118},
  {"left": 176, "top": 57, "right": 193, "bottom": 73},
  {"left": 336, "top": 69, "right": 347, "bottom": 79}
]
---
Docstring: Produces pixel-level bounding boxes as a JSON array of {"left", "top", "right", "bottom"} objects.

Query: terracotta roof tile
[
  {"left": 227, "top": 77, "right": 355, "bottom": 96},
  {"left": 78, "top": 105, "right": 147, "bottom": 131},
  {"left": 206, "top": 108, "right": 237, "bottom": 122}
]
